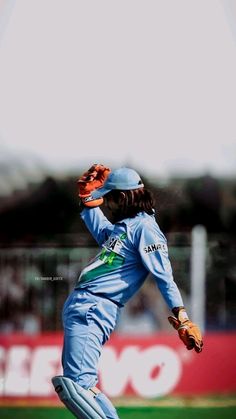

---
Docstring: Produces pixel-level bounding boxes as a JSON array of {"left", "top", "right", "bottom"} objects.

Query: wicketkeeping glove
[
  {"left": 77, "top": 164, "right": 111, "bottom": 207},
  {"left": 168, "top": 308, "right": 203, "bottom": 353}
]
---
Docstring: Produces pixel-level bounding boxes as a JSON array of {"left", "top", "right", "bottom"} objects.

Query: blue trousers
[{"left": 62, "top": 289, "right": 120, "bottom": 389}]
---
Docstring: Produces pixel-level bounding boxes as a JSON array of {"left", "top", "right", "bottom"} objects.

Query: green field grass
[{"left": 1, "top": 406, "right": 236, "bottom": 419}]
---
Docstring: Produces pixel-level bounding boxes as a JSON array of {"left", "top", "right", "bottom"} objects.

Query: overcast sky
[{"left": 0, "top": 0, "right": 236, "bottom": 178}]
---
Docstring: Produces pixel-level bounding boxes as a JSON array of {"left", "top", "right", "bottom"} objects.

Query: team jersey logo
[
  {"left": 143, "top": 243, "right": 168, "bottom": 254},
  {"left": 105, "top": 237, "right": 122, "bottom": 252},
  {"left": 104, "top": 233, "right": 127, "bottom": 253}
]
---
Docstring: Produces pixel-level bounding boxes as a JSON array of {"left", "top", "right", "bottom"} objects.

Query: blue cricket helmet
[{"left": 91, "top": 167, "right": 144, "bottom": 199}]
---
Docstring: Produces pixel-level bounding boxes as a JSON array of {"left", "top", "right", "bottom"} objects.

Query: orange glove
[
  {"left": 168, "top": 308, "right": 203, "bottom": 353},
  {"left": 77, "top": 164, "right": 111, "bottom": 207}
]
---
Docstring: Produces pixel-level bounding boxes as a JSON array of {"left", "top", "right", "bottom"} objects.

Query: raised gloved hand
[
  {"left": 77, "top": 164, "right": 111, "bottom": 207},
  {"left": 168, "top": 308, "right": 203, "bottom": 353}
]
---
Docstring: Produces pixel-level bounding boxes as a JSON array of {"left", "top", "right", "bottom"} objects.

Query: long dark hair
[{"left": 105, "top": 187, "right": 155, "bottom": 221}]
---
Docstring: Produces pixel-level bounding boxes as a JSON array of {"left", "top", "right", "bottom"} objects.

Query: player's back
[{"left": 75, "top": 211, "right": 166, "bottom": 306}]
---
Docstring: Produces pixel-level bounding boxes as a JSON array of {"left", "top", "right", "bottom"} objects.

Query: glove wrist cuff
[
  {"left": 177, "top": 307, "right": 189, "bottom": 324},
  {"left": 82, "top": 196, "right": 104, "bottom": 208}
]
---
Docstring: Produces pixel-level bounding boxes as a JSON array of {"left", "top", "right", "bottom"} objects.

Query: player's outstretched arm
[
  {"left": 78, "top": 164, "right": 114, "bottom": 245},
  {"left": 168, "top": 307, "right": 203, "bottom": 353}
]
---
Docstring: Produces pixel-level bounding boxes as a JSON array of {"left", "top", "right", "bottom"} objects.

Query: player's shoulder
[
  {"left": 125, "top": 211, "right": 160, "bottom": 235},
  {"left": 133, "top": 212, "right": 167, "bottom": 242},
  {"left": 137, "top": 211, "right": 158, "bottom": 226},
  {"left": 120, "top": 211, "right": 154, "bottom": 227}
]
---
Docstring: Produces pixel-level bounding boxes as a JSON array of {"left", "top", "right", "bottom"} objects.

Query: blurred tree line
[
  {"left": 0, "top": 172, "right": 235, "bottom": 245},
  {"left": 0, "top": 171, "right": 235, "bottom": 331}
]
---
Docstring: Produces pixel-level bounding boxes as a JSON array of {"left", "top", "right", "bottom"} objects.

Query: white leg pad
[{"left": 52, "top": 376, "right": 107, "bottom": 419}]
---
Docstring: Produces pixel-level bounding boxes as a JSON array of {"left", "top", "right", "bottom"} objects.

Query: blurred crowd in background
[{"left": 0, "top": 163, "right": 236, "bottom": 335}]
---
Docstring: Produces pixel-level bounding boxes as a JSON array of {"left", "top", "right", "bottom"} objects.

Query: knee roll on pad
[{"left": 52, "top": 376, "right": 106, "bottom": 419}]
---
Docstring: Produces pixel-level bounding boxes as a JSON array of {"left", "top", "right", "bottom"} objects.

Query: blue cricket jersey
[{"left": 75, "top": 207, "right": 183, "bottom": 309}]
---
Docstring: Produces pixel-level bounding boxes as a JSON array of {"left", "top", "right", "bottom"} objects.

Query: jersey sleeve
[
  {"left": 80, "top": 207, "right": 114, "bottom": 246},
  {"left": 136, "top": 220, "right": 184, "bottom": 309}
]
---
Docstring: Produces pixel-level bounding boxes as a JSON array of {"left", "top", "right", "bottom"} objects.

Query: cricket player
[{"left": 52, "top": 164, "right": 203, "bottom": 419}]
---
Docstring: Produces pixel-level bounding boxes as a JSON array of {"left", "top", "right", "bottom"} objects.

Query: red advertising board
[{"left": 0, "top": 333, "right": 235, "bottom": 402}]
